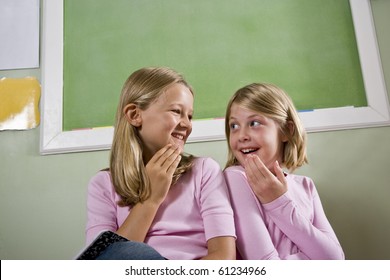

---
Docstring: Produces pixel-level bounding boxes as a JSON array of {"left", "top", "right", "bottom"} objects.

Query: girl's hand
[
  {"left": 245, "top": 155, "right": 287, "bottom": 204},
  {"left": 145, "top": 144, "right": 181, "bottom": 205}
]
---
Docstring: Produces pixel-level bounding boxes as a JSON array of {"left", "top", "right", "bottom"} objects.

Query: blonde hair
[
  {"left": 224, "top": 83, "right": 308, "bottom": 172},
  {"left": 110, "top": 67, "right": 194, "bottom": 207}
]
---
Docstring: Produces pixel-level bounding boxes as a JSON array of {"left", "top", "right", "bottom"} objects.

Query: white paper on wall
[{"left": 0, "top": 0, "right": 40, "bottom": 70}]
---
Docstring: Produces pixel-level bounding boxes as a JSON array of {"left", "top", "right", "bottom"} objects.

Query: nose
[
  {"left": 238, "top": 127, "right": 250, "bottom": 142},
  {"left": 180, "top": 115, "right": 192, "bottom": 130}
]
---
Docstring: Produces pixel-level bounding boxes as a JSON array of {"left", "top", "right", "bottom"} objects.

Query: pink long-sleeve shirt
[
  {"left": 86, "top": 157, "right": 236, "bottom": 260},
  {"left": 224, "top": 165, "right": 344, "bottom": 260}
]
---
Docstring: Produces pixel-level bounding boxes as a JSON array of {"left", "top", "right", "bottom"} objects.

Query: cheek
[
  {"left": 228, "top": 139, "right": 236, "bottom": 153},
  {"left": 159, "top": 116, "right": 176, "bottom": 132},
  {"left": 229, "top": 136, "right": 241, "bottom": 156},
  {"left": 229, "top": 133, "right": 237, "bottom": 147},
  {"left": 187, "top": 121, "right": 193, "bottom": 133}
]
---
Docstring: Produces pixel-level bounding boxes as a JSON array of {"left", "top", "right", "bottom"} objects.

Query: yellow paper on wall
[{"left": 0, "top": 77, "right": 41, "bottom": 130}]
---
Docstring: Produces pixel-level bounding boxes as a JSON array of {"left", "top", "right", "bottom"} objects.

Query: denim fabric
[{"left": 96, "top": 241, "right": 166, "bottom": 260}]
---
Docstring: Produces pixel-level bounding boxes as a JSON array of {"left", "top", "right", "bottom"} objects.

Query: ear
[
  {"left": 123, "top": 103, "right": 142, "bottom": 127},
  {"left": 281, "top": 121, "right": 294, "bottom": 142}
]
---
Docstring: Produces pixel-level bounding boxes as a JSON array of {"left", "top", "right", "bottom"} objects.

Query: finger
[
  {"left": 245, "top": 155, "right": 264, "bottom": 182},
  {"left": 253, "top": 156, "right": 274, "bottom": 178},
  {"left": 166, "top": 154, "right": 182, "bottom": 176},
  {"left": 274, "top": 161, "right": 287, "bottom": 185},
  {"left": 160, "top": 146, "right": 181, "bottom": 171},
  {"left": 149, "top": 144, "right": 173, "bottom": 164},
  {"left": 153, "top": 144, "right": 180, "bottom": 167},
  {"left": 246, "top": 155, "right": 271, "bottom": 181}
]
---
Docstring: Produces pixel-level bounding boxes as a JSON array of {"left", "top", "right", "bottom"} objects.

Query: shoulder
[
  {"left": 223, "top": 165, "right": 251, "bottom": 190},
  {"left": 192, "top": 156, "right": 219, "bottom": 166},
  {"left": 185, "top": 157, "right": 227, "bottom": 190},
  {"left": 285, "top": 173, "right": 317, "bottom": 197},
  {"left": 224, "top": 165, "right": 245, "bottom": 175},
  {"left": 190, "top": 156, "right": 221, "bottom": 173},
  {"left": 286, "top": 173, "right": 315, "bottom": 187},
  {"left": 87, "top": 170, "right": 116, "bottom": 197},
  {"left": 223, "top": 165, "right": 247, "bottom": 181},
  {"left": 90, "top": 169, "right": 111, "bottom": 179},
  {"left": 88, "top": 170, "right": 112, "bottom": 186}
]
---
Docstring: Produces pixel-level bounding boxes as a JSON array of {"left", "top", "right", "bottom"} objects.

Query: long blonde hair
[
  {"left": 225, "top": 83, "right": 308, "bottom": 172},
  {"left": 110, "top": 67, "right": 194, "bottom": 207}
]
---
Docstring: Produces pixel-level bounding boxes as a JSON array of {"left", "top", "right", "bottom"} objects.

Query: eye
[
  {"left": 250, "top": 120, "right": 261, "bottom": 127},
  {"left": 171, "top": 109, "right": 181, "bottom": 114},
  {"left": 230, "top": 123, "right": 239, "bottom": 130}
]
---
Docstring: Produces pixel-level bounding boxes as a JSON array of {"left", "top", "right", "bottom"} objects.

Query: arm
[
  {"left": 86, "top": 174, "right": 159, "bottom": 244},
  {"left": 245, "top": 155, "right": 344, "bottom": 259},
  {"left": 225, "top": 168, "right": 299, "bottom": 260},
  {"left": 86, "top": 172, "right": 120, "bottom": 245},
  {"left": 200, "top": 236, "right": 236, "bottom": 260},
  {"left": 86, "top": 145, "right": 181, "bottom": 244},
  {"left": 116, "top": 201, "right": 160, "bottom": 242},
  {"left": 197, "top": 158, "right": 237, "bottom": 260},
  {"left": 264, "top": 186, "right": 345, "bottom": 260},
  {"left": 116, "top": 144, "right": 181, "bottom": 241}
]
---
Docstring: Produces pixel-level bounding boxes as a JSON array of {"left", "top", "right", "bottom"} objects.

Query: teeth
[
  {"left": 172, "top": 133, "right": 184, "bottom": 140},
  {"left": 241, "top": 148, "right": 257, "bottom": 154}
]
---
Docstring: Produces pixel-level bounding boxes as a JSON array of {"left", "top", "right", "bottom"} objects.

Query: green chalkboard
[{"left": 63, "top": 0, "right": 366, "bottom": 131}]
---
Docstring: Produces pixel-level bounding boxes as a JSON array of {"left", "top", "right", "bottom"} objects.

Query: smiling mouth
[
  {"left": 172, "top": 133, "right": 185, "bottom": 140},
  {"left": 241, "top": 148, "right": 259, "bottom": 154}
]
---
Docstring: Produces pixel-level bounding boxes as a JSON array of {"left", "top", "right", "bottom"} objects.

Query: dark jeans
[{"left": 96, "top": 241, "right": 166, "bottom": 260}]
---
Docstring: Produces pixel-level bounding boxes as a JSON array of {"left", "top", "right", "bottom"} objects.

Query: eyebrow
[
  {"left": 169, "top": 103, "right": 194, "bottom": 113},
  {"left": 230, "top": 114, "right": 262, "bottom": 120}
]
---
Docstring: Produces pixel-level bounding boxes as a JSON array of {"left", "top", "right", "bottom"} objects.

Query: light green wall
[{"left": 1, "top": 0, "right": 389, "bottom": 260}]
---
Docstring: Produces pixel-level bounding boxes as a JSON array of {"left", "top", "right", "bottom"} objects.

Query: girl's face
[
  {"left": 138, "top": 83, "right": 193, "bottom": 161},
  {"left": 228, "top": 103, "right": 286, "bottom": 172}
]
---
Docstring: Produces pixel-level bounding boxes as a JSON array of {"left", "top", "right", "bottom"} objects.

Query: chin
[
  {"left": 171, "top": 139, "right": 185, "bottom": 151},
  {"left": 177, "top": 143, "right": 185, "bottom": 153}
]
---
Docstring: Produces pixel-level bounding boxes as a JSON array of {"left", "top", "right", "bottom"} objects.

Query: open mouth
[
  {"left": 241, "top": 148, "right": 259, "bottom": 154},
  {"left": 172, "top": 133, "right": 185, "bottom": 141}
]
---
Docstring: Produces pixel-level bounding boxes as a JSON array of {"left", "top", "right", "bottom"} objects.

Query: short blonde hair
[
  {"left": 225, "top": 83, "right": 308, "bottom": 172},
  {"left": 110, "top": 67, "right": 194, "bottom": 207}
]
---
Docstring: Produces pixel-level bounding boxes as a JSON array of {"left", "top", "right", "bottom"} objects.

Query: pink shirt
[
  {"left": 224, "top": 165, "right": 344, "bottom": 260},
  {"left": 86, "top": 157, "right": 236, "bottom": 260}
]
